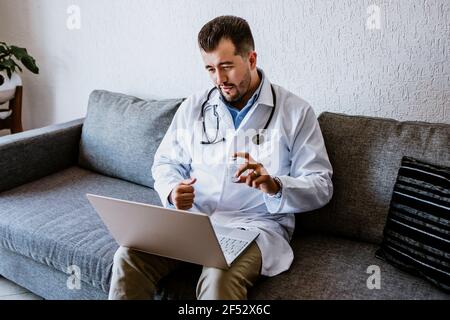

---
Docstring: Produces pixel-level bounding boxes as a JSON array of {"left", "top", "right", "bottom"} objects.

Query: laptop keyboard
[{"left": 218, "top": 236, "right": 248, "bottom": 262}]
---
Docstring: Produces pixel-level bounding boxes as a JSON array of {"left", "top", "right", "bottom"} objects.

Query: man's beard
[{"left": 219, "top": 70, "right": 251, "bottom": 103}]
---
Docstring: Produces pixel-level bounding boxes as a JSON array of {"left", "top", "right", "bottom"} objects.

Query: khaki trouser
[{"left": 108, "top": 242, "right": 262, "bottom": 300}]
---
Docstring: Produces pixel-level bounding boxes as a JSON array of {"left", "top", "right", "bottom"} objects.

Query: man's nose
[{"left": 215, "top": 70, "right": 227, "bottom": 86}]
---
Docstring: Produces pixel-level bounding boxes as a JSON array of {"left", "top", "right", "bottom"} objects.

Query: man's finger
[
  {"left": 175, "top": 193, "right": 195, "bottom": 201},
  {"left": 234, "top": 174, "right": 248, "bottom": 183},
  {"left": 234, "top": 163, "right": 257, "bottom": 178},
  {"left": 234, "top": 169, "right": 256, "bottom": 183},
  {"left": 175, "top": 197, "right": 192, "bottom": 204},
  {"left": 177, "top": 201, "right": 194, "bottom": 209},
  {"left": 177, "top": 205, "right": 192, "bottom": 210},
  {"left": 180, "top": 177, "right": 197, "bottom": 185},
  {"left": 179, "top": 192, "right": 195, "bottom": 198},
  {"left": 177, "top": 197, "right": 194, "bottom": 202},
  {"left": 245, "top": 170, "right": 257, "bottom": 187},
  {"left": 177, "top": 185, "right": 195, "bottom": 193},
  {"left": 232, "top": 152, "right": 256, "bottom": 164},
  {"left": 252, "top": 175, "right": 268, "bottom": 189}
]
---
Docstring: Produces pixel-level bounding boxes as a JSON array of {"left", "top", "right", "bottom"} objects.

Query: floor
[
  {"left": 0, "top": 276, "right": 43, "bottom": 300},
  {"left": 0, "top": 129, "right": 10, "bottom": 137}
]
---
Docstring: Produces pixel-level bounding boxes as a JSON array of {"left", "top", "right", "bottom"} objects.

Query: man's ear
[{"left": 248, "top": 51, "right": 257, "bottom": 69}]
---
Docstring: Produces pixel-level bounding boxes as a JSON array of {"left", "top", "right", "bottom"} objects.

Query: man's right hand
[{"left": 168, "top": 178, "right": 197, "bottom": 210}]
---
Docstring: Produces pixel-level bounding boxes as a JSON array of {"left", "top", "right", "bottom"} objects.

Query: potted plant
[{"left": 0, "top": 42, "right": 39, "bottom": 106}]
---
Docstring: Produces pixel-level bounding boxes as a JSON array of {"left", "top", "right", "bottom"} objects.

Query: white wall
[{"left": 0, "top": 0, "right": 449, "bottom": 130}]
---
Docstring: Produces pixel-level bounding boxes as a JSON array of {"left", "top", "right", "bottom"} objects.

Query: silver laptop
[{"left": 86, "top": 194, "right": 259, "bottom": 269}]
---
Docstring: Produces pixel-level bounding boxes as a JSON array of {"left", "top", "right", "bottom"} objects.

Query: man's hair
[{"left": 198, "top": 15, "right": 255, "bottom": 57}]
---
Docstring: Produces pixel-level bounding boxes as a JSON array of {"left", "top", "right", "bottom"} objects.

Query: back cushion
[
  {"left": 78, "top": 90, "right": 183, "bottom": 188},
  {"left": 296, "top": 112, "right": 450, "bottom": 244}
]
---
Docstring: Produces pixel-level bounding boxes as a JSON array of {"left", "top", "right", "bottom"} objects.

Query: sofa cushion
[
  {"left": 155, "top": 232, "right": 450, "bottom": 300},
  {"left": 0, "top": 166, "right": 161, "bottom": 293},
  {"left": 296, "top": 112, "right": 450, "bottom": 244},
  {"left": 249, "top": 232, "right": 450, "bottom": 299},
  {"left": 78, "top": 90, "right": 184, "bottom": 188},
  {"left": 376, "top": 156, "right": 450, "bottom": 292},
  {"left": 0, "top": 247, "right": 108, "bottom": 300}
]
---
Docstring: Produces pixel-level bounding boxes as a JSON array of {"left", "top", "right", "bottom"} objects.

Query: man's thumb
[{"left": 181, "top": 177, "right": 197, "bottom": 185}]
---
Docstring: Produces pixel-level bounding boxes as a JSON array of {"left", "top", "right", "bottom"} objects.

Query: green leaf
[
  {"left": 1, "top": 59, "right": 16, "bottom": 78},
  {"left": 2, "top": 59, "right": 15, "bottom": 68},
  {"left": 0, "top": 45, "right": 8, "bottom": 54},
  {"left": 11, "top": 59, "right": 23, "bottom": 72},
  {"left": 21, "top": 55, "right": 39, "bottom": 74},
  {"left": 0, "top": 43, "right": 39, "bottom": 76},
  {"left": 10, "top": 46, "right": 28, "bottom": 60}
]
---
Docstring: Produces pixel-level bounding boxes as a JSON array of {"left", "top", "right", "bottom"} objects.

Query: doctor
[{"left": 109, "top": 15, "right": 333, "bottom": 300}]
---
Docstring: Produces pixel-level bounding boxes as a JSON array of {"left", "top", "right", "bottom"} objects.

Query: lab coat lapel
[
  {"left": 235, "top": 73, "right": 275, "bottom": 135},
  {"left": 210, "top": 71, "right": 276, "bottom": 139}
]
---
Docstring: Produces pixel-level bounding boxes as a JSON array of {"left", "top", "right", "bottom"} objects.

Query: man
[{"left": 109, "top": 15, "right": 333, "bottom": 300}]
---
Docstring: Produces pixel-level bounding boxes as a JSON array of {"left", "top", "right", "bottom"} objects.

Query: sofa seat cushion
[
  {"left": 249, "top": 233, "right": 450, "bottom": 299},
  {"left": 0, "top": 166, "right": 161, "bottom": 293}
]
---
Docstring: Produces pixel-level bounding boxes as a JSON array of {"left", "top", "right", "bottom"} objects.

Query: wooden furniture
[{"left": 0, "top": 86, "right": 23, "bottom": 133}]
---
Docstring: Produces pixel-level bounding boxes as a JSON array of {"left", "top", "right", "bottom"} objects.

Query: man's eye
[
  {"left": 208, "top": 69, "right": 215, "bottom": 73},
  {"left": 222, "top": 66, "right": 232, "bottom": 70}
]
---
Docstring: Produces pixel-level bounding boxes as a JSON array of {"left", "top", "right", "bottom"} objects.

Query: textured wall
[{"left": 0, "top": 0, "right": 449, "bottom": 130}]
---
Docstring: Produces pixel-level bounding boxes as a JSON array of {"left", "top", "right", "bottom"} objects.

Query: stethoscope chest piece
[{"left": 252, "top": 133, "right": 265, "bottom": 145}]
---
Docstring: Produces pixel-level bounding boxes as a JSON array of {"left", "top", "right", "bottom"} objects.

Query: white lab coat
[{"left": 151, "top": 69, "right": 333, "bottom": 276}]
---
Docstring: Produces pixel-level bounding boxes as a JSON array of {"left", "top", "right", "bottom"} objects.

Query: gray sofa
[{"left": 0, "top": 90, "right": 448, "bottom": 300}]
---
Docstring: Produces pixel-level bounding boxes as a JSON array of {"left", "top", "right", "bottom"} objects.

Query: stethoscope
[{"left": 200, "top": 84, "right": 276, "bottom": 145}]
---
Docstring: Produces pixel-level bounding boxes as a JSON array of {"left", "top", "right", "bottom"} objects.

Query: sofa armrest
[{"left": 0, "top": 118, "right": 84, "bottom": 192}]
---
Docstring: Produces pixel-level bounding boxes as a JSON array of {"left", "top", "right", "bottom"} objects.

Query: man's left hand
[{"left": 233, "top": 152, "right": 280, "bottom": 195}]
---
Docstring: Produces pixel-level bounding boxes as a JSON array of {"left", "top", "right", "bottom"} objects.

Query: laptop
[{"left": 86, "top": 194, "right": 260, "bottom": 269}]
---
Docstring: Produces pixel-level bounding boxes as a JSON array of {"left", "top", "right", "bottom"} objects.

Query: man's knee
[
  {"left": 113, "top": 246, "right": 132, "bottom": 264},
  {"left": 203, "top": 268, "right": 233, "bottom": 286},
  {"left": 196, "top": 268, "right": 243, "bottom": 299}
]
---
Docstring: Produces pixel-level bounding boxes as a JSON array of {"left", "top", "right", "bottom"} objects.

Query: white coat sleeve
[
  {"left": 151, "top": 99, "right": 192, "bottom": 208},
  {"left": 263, "top": 105, "right": 333, "bottom": 214}
]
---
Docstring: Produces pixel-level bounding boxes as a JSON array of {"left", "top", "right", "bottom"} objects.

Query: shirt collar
[{"left": 256, "top": 68, "right": 275, "bottom": 108}]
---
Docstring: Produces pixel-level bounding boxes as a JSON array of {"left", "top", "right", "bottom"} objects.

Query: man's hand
[
  {"left": 168, "top": 178, "right": 197, "bottom": 210},
  {"left": 233, "top": 152, "right": 280, "bottom": 195}
]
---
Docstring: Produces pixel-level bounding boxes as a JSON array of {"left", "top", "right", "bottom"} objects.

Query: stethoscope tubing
[{"left": 200, "top": 85, "right": 276, "bottom": 145}]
